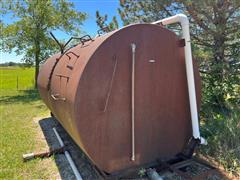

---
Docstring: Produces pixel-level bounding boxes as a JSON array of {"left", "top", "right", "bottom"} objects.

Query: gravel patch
[{"left": 38, "top": 117, "right": 100, "bottom": 180}]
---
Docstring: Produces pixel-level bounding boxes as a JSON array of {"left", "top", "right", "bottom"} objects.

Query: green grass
[
  {"left": 0, "top": 66, "right": 35, "bottom": 90},
  {"left": 0, "top": 67, "right": 59, "bottom": 179}
]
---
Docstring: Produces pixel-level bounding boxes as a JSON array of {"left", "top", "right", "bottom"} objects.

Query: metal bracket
[
  {"left": 51, "top": 94, "right": 66, "bottom": 101},
  {"left": 181, "top": 137, "right": 200, "bottom": 158},
  {"left": 79, "top": 35, "right": 94, "bottom": 45},
  {"left": 97, "top": 26, "right": 110, "bottom": 36},
  {"left": 50, "top": 32, "right": 94, "bottom": 54},
  {"left": 55, "top": 74, "right": 70, "bottom": 79},
  {"left": 178, "top": 38, "right": 186, "bottom": 47},
  {"left": 65, "top": 51, "right": 80, "bottom": 60}
]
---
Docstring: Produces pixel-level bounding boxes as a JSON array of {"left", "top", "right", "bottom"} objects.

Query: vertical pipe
[
  {"left": 131, "top": 43, "right": 136, "bottom": 161},
  {"left": 151, "top": 14, "right": 206, "bottom": 144},
  {"left": 181, "top": 23, "right": 201, "bottom": 140}
]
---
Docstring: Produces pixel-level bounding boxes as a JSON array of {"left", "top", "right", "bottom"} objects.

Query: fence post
[{"left": 17, "top": 76, "right": 19, "bottom": 90}]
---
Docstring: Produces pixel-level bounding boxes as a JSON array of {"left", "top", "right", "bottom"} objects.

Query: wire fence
[{"left": 0, "top": 75, "right": 35, "bottom": 90}]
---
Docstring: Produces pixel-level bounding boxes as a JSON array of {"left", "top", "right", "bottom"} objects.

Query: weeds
[{"left": 200, "top": 109, "right": 240, "bottom": 176}]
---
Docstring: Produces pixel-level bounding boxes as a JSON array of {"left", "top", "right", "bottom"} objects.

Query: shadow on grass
[
  {"left": 0, "top": 89, "right": 40, "bottom": 104},
  {"left": 39, "top": 117, "right": 100, "bottom": 180}
]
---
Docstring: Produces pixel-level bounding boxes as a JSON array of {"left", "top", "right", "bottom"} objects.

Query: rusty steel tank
[{"left": 38, "top": 24, "right": 201, "bottom": 173}]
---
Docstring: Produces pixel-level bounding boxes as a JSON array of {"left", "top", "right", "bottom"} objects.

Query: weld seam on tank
[{"left": 103, "top": 55, "right": 118, "bottom": 112}]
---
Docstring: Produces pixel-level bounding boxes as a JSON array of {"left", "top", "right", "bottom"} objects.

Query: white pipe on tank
[
  {"left": 131, "top": 43, "right": 136, "bottom": 161},
  {"left": 152, "top": 14, "right": 206, "bottom": 145}
]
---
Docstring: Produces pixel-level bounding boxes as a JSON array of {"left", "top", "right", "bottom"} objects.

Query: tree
[
  {"left": 95, "top": 10, "right": 119, "bottom": 34},
  {"left": 1, "top": 0, "right": 87, "bottom": 88},
  {"left": 118, "top": 0, "right": 240, "bottom": 111},
  {"left": 118, "top": 0, "right": 178, "bottom": 25}
]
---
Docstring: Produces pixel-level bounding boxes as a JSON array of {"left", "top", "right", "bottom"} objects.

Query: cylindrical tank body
[{"left": 38, "top": 24, "right": 201, "bottom": 173}]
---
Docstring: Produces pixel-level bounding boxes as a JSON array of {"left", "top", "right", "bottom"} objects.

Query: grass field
[
  {"left": 0, "top": 67, "right": 59, "bottom": 179},
  {"left": 0, "top": 67, "right": 35, "bottom": 90}
]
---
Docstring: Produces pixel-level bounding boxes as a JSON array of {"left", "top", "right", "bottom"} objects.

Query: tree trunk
[
  {"left": 211, "top": 35, "right": 227, "bottom": 110},
  {"left": 34, "top": 42, "right": 40, "bottom": 89},
  {"left": 35, "top": 60, "right": 39, "bottom": 89}
]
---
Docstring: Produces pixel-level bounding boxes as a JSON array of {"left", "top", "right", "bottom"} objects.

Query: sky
[{"left": 1, "top": 0, "right": 122, "bottom": 63}]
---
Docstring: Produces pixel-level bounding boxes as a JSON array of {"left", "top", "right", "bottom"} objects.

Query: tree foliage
[
  {"left": 118, "top": 0, "right": 240, "bottom": 111},
  {"left": 1, "top": 0, "right": 87, "bottom": 87},
  {"left": 118, "top": 0, "right": 178, "bottom": 25},
  {"left": 95, "top": 10, "right": 119, "bottom": 33}
]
